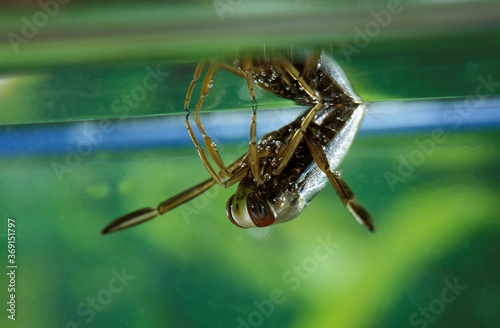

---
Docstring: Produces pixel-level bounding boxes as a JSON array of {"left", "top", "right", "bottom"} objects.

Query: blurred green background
[{"left": 0, "top": 0, "right": 499, "bottom": 328}]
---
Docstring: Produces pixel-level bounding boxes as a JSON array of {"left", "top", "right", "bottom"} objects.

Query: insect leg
[
  {"left": 239, "top": 56, "right": 264, "bottom": 185},
  {"left": 302, "top": 128, "right": 374, "bottom": 232},
  {"left": 102, "top": 154, "right": 250, "bottom": 235},
  {"left": 101, "top": 177, "right": 216, "bottom": 234},
  {"left": 274, "top": 101, "right": 323, "bottom": 175},
  {"left": 184, "top": 61, "right": 206, "bottom": 113},
  {"left": 301, "top": 52, "right": 321, "bottom": 82},
  {"left": 276, "top": 55, "right": 319, "bottom": 101},
  {"left": 248, "top": 102, "right": 264, "bottom": 185},
  {"left": 272, "top": 54, "right": 327, "bottom": 175},
  {"left": 185, "top": 62, "right": 247, "bottom": 183}
]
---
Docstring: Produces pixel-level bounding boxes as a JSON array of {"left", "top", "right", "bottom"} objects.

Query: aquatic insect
[{"left": 102, "top": 50, "right": 374, "bottom": 234}]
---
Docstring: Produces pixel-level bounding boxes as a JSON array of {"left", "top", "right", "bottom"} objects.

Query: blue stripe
[{"left": 1, "top": 98, "right": 499, "bottom": 156}]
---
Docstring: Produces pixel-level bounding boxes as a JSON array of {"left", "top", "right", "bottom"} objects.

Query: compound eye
[{"left": 246, "top": 193, "right": 275, "bottom": 227}]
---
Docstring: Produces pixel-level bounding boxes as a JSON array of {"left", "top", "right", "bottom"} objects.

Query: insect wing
[{"left": 319, "top": 52, "right": 362, "bottom": 103}]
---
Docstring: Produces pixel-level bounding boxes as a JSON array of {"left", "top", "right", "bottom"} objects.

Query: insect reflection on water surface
[{"left": 102, "top": 50, "right": 374, "bottom": 235}]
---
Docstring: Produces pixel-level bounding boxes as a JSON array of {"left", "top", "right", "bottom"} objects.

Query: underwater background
[{"left": 0, "top": 1, "right": 499, "bottom": 327}]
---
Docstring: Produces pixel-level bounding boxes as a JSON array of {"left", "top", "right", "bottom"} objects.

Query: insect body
[{"left": 102, "top": 51, "right": 374, "bottom": 234}]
